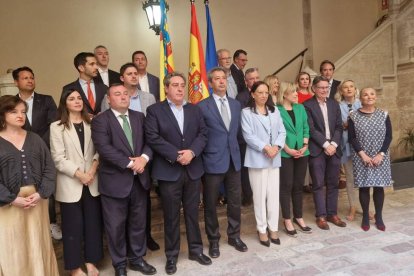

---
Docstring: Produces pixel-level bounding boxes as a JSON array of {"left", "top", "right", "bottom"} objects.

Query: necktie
[
  {"left": 220, "top": 98, "right": 230, "bottom": 130},
  {"left": 119, "top": 115, "right": 134, "bottom": 151},
  {"left": 87, "top": 81, "right": 96, "bottom": 110}
]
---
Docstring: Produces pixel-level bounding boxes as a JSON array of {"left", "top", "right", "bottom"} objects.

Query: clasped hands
[
  {"left": 286, "top": 145, "right": 308, "bottom": 158},
  {"left": 129, "top": 156, "right": 148, "bottom": 174},
  {"left": 324, "top": 144, "right": 337, "bottom": 156},
  {"left": 359, "top": 151, "right": 384, "bottom": 167},
  {"left": 263, "top": 145, "right": 279, "bottom": 159},
  {"left": 75, "top": 169, "right": 96, "bottom": 185},
  {"left": 177, "top": 149, "right": 194, "bottom": 166},
  {"left": 11, "top": 192, "right": 41, "bottom": 209}
]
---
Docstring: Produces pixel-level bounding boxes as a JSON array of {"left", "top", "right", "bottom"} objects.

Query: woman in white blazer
[
  {"left": 241, "top": 81, "right": 286, "bottom": 247},
  {"left": 50, "top": 89, "right": 102, "bottom": 276}
]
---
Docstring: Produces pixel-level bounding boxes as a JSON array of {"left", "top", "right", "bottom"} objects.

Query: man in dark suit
[
  {"left": 132, "top": 50, "right": 160, "bottom": 102},
  {"left": 62, "top": 52, "right": 107, "bottom": 116},
  {"left": 93, "top": 45, "right": 121, "bottom": 86},
  {"left": 12, "top": 66, "right": 61, "bottom": 240},
  {"left": 303, "top": 76, "right": 346, "bottom": 230},
  {"left": 145, "top": 72, "right": 211, "bottom": 275},
  {"left": 199, "top": 67, "right": 248, "bottom": 259},
  {"left": 230, "top": 49, "right": 248, "bottom": 93},
  {"left": 320, "top": 60, "right": 340, "bottom": 100},
  {"left": 235, "top": 67, "right": 260, "bottom": 207},
  {"left": 91, "top": 83, "right": 156, "bottom": 276}
]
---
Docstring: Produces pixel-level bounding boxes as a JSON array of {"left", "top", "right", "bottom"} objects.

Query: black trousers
[
  {"left": 159, "top": 170, "right": 203, "bottom": 260},
  {"left": 60, "top": 186, "right": 103, "bottom": 270},
  {"left": 239, "top": 143, "right": 252, "bottom": 201},
  {"left": 280, "top": 156, "right": 309, "bottom": 219},
  {"left": 48, "top": 194, "right": 57, "bottom": 223},
  {"left": 101, "top": 179, "right": 147, "bottom": 269},
  {"left": 203, "top": 165, "right": 241, "bottom": 242}
]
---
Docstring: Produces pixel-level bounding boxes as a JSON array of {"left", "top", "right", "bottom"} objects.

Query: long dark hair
[
  {"left": 246, "top": 81, "right": 275, "bottom": 114},
  {"left": 57, "top": 89, "right": 91, "bottom": 129}
]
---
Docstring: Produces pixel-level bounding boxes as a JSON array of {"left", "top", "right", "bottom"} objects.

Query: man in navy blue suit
[
  {"left": 199, "top": 67, "right": 248, "bottom": 259},
  {"left": 132, "top": 50, "right": 160, "bottom": 102},
  {"left": 91, "top": 83, "right": 156, "bottom": 276},
  {"left": 145, "top": 72, "right": 211, "bottom": 274}
]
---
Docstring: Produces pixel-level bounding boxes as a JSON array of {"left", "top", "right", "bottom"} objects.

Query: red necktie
[{"left": 87, "top": 81, "right": 95, "bottom": 110}]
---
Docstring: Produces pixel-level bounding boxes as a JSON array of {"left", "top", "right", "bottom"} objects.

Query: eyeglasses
[
  {"left": 316, "top": 86, "right": 329, "bottom": 90},
  {"left": 219, "top": 57, "right": 231, "bottom": 61}
]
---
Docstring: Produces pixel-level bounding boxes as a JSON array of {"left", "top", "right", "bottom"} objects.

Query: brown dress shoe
[
  {"left": 327, "top": 215, "right": 347, "bottom": 227},
  {"left": 338, "top": 180, "right": 347, "bottom": 189},
  {"left": 316, "top": 217, "right": 330, "bottom": 230}
]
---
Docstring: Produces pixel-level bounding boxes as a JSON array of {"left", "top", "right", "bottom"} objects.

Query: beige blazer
[{"left": 50, "top": 121, "right": 99, "bottom": 203}]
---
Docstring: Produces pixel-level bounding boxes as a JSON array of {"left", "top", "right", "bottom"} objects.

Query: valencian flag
[
  {"left": 188, "top": 0, "right": 209, "bottom": 103},
  {"left": 159, "top": 0, "right": 175, "bottom": 101},
  {"left": 205, "top": 0, "right": 217, "bottom": 73}
]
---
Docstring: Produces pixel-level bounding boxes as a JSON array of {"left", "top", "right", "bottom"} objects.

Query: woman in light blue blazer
[
  {"left": 241, "top": 81, "right": 286, "bottom": 247},
  {"left": 277, "top": 82, "right": 312, "bottom": 237}
]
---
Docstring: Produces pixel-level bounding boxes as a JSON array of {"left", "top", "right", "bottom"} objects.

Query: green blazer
[{"left": 277, "top": 104, "right": 310, "bottom": 158}]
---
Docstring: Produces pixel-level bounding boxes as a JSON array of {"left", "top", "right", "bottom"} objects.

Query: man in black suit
[
  {"left": 91, "top": 83, "right": 156, "bottom": 276},
  {"left": 62, "top": 52, "right": 107, "bottom": 116},
  {"left": 132, "top": 50, "right": 160, "bottom": 102},
  {"left": 303, "top": 76, "right": 346, "bottom": 231},
  {"left": 13, "top": 66, "right": 61, "bottom": 240},
  {"left": 235, "top": 67, "right": 260, "bottom": 207},
  {"left": 93, "top": 45, "right": 121, "bottom": 86},
  {"left": 145, "top": 72, "right": 211, "bottom": 275},
  {"left": 230, "top": 49, "right": 248, "bottom": 93},
  {"left": 320, "top": 60, "right": 340, "bottom": 100}
]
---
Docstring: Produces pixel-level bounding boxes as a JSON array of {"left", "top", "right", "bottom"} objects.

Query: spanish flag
[
  {"left": 159, "top": 0, "right": 175, "bottom": 101},
  {"left": 188, "top": 0, "right": 209, "bottom": 104}
]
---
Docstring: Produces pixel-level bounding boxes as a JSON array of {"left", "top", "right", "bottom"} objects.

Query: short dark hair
[
  {"left": 163, "top": 72, "right": 186, "bottom": 87},
  {"left": 57, "top": 89, "right": 91, "bottom": 128},
  {"left": 107, "top": 83, "right": 125, "bottom": 96},
  {"left": 119, "top": 63, "right": 138, "bottom": 76},
  {"left": 74, "top": 52, "right": 95, "bottom": 72},
  {"left": 246, "top": 81, "right": 275, "bottom": 113},
  {"left": 312, "top": 75, "right": 330, "bottom": 86},
  {"left": 319, "top": 60, "right": 335, "bottom": 72},
  {"left": 132, "top": 50, "right": 147, "bottom": 62},
  {"left": 233, "top": 49, "right": 247, "bottom": 61},
  {"left": 207, "top": 67, "right": 227, "bottom": 83},
  {"left": 0, "top": 95, "right": 28, "bottom": 130},
  {"left": 12, "top": 66, "right": 34, "bottom": 80}
]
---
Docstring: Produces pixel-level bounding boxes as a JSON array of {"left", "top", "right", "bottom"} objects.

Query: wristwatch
[{"left": 379, "top": 152, "right": 385, "bottom": 156}]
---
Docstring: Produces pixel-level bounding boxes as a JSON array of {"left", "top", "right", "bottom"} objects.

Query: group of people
[{"left": 0, "top": 46, "right": 392, "bottom": 276}]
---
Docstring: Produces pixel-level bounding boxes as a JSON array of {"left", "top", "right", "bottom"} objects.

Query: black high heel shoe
[
  {"left": 267, "top": 228, "right": 281, "bottom": 245},
  {"left": 257, "top": 232, "right": 270, "bottom": 247},
  {"left": 293, "top": 218, "right": 312, "bottom": 233},
  {"left": 284, "top": 220, "right": 297, "bottom": 237}
]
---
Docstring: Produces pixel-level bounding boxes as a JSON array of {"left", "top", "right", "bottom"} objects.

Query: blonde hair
[
  {"left": 276, "top": 82, "right": 296, "bottom": 105},
  {"left": 295, "top": 72, "right": 312, "bottom": 93},
  {"left": 334, "top": 79, "right": 359, "bottom": 102},
  {"left": 263, "top": 75, "right": 279, "bottom": 96}
]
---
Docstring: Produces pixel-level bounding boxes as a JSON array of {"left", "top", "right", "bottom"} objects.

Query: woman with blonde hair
[
  {"left": 335, "top": 80, "right": 361, "bottom": 221},
  {"left": 264, "top": 74, "right": 280, "bottom": 104},
  {"left": 277, "top": 82, "right": 312, "bottom": 236},
  {"left": 295, "top": 72, "right": 313, "bottom": 103}
]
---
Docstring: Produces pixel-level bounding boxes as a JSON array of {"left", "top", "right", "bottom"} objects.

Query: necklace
[{"left": 73, "top": 122, "right": 83, "bottom": 132}]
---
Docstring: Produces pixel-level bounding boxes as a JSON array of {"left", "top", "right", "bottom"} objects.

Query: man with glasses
[
  {"left": 303, "top": 76, "right": 346, "bottom": 230},
  {"left": 217, "top": 49, "right": 238, "bottom": 98},
  {"left": 230, "top": 49, "right": 248, "bottom": 93}
]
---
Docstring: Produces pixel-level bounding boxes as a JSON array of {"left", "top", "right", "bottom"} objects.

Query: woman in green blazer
[{"left": 277, "top": 82, "right": 312, "bottom": 236}]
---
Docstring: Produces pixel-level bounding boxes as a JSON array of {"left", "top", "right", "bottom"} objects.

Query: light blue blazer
[{"left": 241, "top": 107, "right": 286, "bottom": 169}]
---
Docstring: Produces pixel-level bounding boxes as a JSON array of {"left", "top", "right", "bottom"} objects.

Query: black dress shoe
[
  {"left": 208, "top": 241, "right": 220, "bottom": 258},
  {"left": 147, "top": 236, "right": 160, "bottom": 251},
  {"left": 129, "top": 259, "right": 157, "bottom": 275},
  {"left": 293, "top": 218, "right": 312, "bottom": 233},
  {"left": 228, "top": 237, "right": 248, "bottom": 252},
  {"left": 115, "top": 267, "right": 127, "bottom": 276},
  {"left": 189, "top": 253, "right": 212, "bottom": 265},
  {"left": 270, "top": 237, "right": 280, "bottom": 245},
  {"left": 283, "top": 221, "right": 298, "bottom": 237},
  {"left": 165, "top": 259, "right": 177, "bottom": 275}
]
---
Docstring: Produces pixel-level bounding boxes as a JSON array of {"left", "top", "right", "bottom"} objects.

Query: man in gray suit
[{"left": 101, "top": 63, "right": 156, "bottom": 115}]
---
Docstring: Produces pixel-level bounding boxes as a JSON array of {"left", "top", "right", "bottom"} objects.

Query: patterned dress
[{"left": 349, "top": 109, "right": 392, "bottom": 187}]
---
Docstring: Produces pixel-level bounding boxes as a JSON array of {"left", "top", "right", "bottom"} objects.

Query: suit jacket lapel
[
  {"left": 83, "top": 122, "right": 92, "bottom": 156},
  {"left": 76, "top": 80, "right": 93, "bottom": 112},
  {"left": 129, "top": 112, "right": 140, "bottom": 154},
  {"left": 312, "top": 98, "right": 326, "bottom": 132},
  {"left": 228, "top": 99, "right": 238, "bottom": 132},
  {"left": 30, "top": 93, "right": 42, "bottom": 129},
  {"left": 66, "top": 122, "right": 84, "bottom": 158},
  {"left": 161, "top": 101, "right": 183, "bottom": 135},
  {"left": 280, "top": 107, "right": 295, "bottom": 133},
  {"left": 208, "top": 97, "right": 227, "bottom": 131}
]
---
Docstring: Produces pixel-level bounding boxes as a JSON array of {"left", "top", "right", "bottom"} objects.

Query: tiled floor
[{"left": 56, "top": 187, "right": 414, "bottom": 275}]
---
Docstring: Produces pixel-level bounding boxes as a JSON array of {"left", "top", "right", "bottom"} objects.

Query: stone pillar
[
  {"left": 0, "top": 70, "right": 19, "bottom": 96},
  {"left": 302, "top": 0, "right": 314, "bottom": 69}
]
